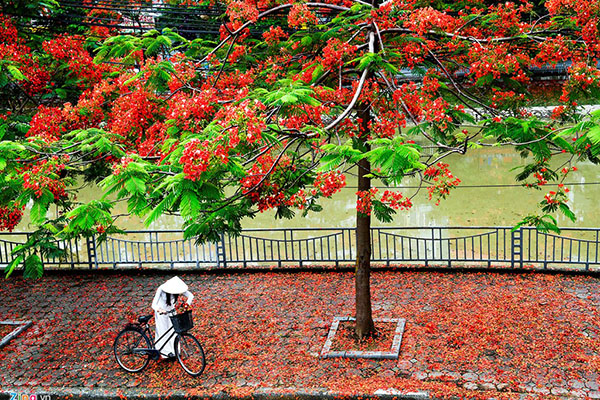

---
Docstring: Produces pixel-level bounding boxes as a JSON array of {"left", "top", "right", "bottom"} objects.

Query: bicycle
[{"left": 113, "top": 310, "right": 206, "bottom": 377}]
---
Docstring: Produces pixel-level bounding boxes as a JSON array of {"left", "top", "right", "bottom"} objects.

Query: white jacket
[{"left": 151, "top": 287, "right": 194, "bottom": 356}]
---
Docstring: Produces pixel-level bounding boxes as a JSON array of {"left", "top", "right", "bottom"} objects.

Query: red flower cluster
[
  {"left": 490, "top": 89, "right": 525, "bottom": 109},
  {"left": 216, "top": 99, "right": 266, "bottom": 144},
  {"left": 228, "top": 45, "right": 247, "bottom": 63},
  {"left": 63, "top": 80, "right": 117, "bottom": 131},
  {"left": 546, "top": 0, "right": 600, "bottom": 54},
  {"left": 356, "top": 188, "right": 378, "bottom": 215},
  {"left": 560, "top": 61, "right": 600, "bottom": 101},
  {"left": 240, "top": 154, "right": 284, "bottom": 211},
  {"left": 532, "top": 171, "right": 547, "bottom": 186},
  {"left": 321, "top": 39, "right": 356, "bottom": 70},
  {"left": 468, "top": 44, "right": 529, "bottom": 84},
  {"left": 26, "top": 106, "right": 65, "bottom": 143},
  {"left": 0, "top": 205, "right": 23, "bottom": 232},
  {"left": 286, "top": 190, "right": 308, "bottom": 209},
  {"left": 356, "top": 188, "right": 413, "bottom": 216},
  {"left": 533, "top": 36, "right": 572, "bottom": 67},
  {"left": 22, "top": 156, "right": 69, "bottom": 200},
  {"left": 0, "top": 14, "right": 50, "bottom": 96},
  {"left": 180, "top": 139, "right": 212, "bottom": 181},
  {"left": 311, "top": 171, "right": 346, "bottom": 197},
  {"left": 178, "top": 100, "right": 266, "bottom": 182},
  {"left": 288, "top": 4, "right": 318, "bottom": 28},
  {"left": 164, "top": 91, "right": 216, "bottom": 135},
  {"left": 85, "top": 8, "right": 122, "bottom": 38},
  {"left": 226, "top": 0, "right": 259, "bottom": 30},
  {"left": 43, "top": 35, "right": 108, "bottom": 88},
  {"left": 407, "top": 7, "right": 457, "bottom": 35},
  {"left": 369, "top": 111, "right": 407, "bottom": 138},
  {"left": 175, "top": 297, "right": 191, "bottom": 314},
  {"left": 424, "top": 162, "right": 461, "bottom": 205},
  {"left": 423, "top": 97, "right": 452, "bottom": 128},
  {"left": 263, "top": 26, "right": 288, "bottom": 46},
  {"left": 108, "top": 87, "right": 159, "bottom": 144},
  {"left": 551, "top": 105, "right": 567, "bottom": 120},
  {"left": 544, "top": 184, "right": 570, "bottom": 205},
  {"left": 381, "top": 190, "right": 412, "bottom": 210},
  {"left": 166, "top": 54, "right": 196, "bottom": 93}
]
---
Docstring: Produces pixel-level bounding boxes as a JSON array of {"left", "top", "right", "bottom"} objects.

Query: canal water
[{"left": 13, "top": 147, "right": 600, "bottom": 232}]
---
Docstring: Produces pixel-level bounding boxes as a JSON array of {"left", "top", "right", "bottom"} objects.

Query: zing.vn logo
[{"left": 9, "top": 394, "right": 52, "bottom": 400}]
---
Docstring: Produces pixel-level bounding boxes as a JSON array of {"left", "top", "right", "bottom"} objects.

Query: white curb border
[{"left": 321, "top": 316, "right": 406, "bottom": 359}]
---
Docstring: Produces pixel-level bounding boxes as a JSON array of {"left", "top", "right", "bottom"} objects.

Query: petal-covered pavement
[{"left": 0, "top": 269, "right": 599, "bottom": 400}]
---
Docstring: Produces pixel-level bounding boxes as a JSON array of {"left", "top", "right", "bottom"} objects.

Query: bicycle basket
[{"left": 170, "top": 310, "right": 193, "bottom": 333}]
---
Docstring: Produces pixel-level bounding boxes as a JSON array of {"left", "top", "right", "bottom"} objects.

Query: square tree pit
[{"left": 320, "top": 316, "right": 406, "bottom": 359}]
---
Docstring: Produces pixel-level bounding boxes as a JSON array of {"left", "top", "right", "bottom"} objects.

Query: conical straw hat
[{"left": 161, "top": 276, "right": 188, "bottom": 294}]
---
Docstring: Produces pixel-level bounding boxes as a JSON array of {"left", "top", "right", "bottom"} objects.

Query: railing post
[
  {"left": 86, "top": 235, "right": 97, "bottom": 269},
  {"left": 217, "top": 233, "right": 227, "bottom": 268},
  {"left": 431, "top": 228, "right": 435, "bottom": 261},
  {"left": 511, "top": 228, "right": 523, "bottom": 269}
]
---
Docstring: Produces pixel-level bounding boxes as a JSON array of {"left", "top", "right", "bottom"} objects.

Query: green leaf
[
  {"left": 552, "top": 135, "right": 573, "bottom": 153},
  {"left": 199, "top": 182, "right": 222, "bottom": 200},
  {"left": 301, "top": 36, "right": 313, "bottom": 46},
  {"left": 54, "top": 88, "right": 68, "bottom": 99},
  {"left": 23, "top": 254, "right": 43, "bottom": 279},
  {"left": 559, "top": 203, "right": 576, "bottom": 222},
  {"left": 588, "top": 125, "right": 600, "bottom": 145},
  {"left": 145, "top": 190, "right": 179, "bottom": 226},
  {"left": 7, "top": 65, "right": 25, "bottom": 81},
  {"left": 124, "top": 69, "right": 144, "bottom": 85},
  {"left": 318, "top": 153, "right": 345, "bottom": 172},
  {"left": 311, "top": 64, "right": 324, "bottom": 82},
  {"left": 125, "top": 176, "right": 146, "bottom": 195},
  {"left": 180, "top": 190, "right": 201, "bottom": 218},
  {"left": 30, "top": 190, "right": 54, "bottom": 225},
  {"left": 354, "top": 52, "right": 376, "bottom": 71},
  {"left": 372, "top": 200, "right": 396, "bottom": 223},
  {"left": 475, "top": 74, "right": 493, "bottom": 86},
  {"left": 280, "top": 94, "right": 298, "bottom": 104},
  {"left": 4, "top": 255, "right": 24, "bottom": 278},
  {"left": 513, "top": 214, "right": 560, "bottom": 234},
  {"left": 226, "top": 158, "right": 246, "bottom": 178}
]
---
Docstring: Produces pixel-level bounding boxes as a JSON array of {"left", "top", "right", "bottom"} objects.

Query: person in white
[{"left": 151, "top": 276, "right": 194, "bottom": 358}]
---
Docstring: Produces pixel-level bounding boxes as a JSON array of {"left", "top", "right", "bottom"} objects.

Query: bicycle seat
[{"left": 138, "top": 315, "right": 152, "bottom": 324}]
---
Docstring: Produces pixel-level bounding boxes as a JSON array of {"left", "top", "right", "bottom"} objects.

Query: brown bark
[{"left": 354, "top": 103, "right": 375, "bottom": 339}]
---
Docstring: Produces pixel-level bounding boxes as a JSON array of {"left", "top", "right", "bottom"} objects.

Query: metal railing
[{"left": 1, "top": 226, "right": 600, "bottom": 272}]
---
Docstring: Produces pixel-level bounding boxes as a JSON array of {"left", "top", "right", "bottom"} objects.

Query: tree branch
[{"left": 323, "top": 31, "right": 375, "bottom": 132}]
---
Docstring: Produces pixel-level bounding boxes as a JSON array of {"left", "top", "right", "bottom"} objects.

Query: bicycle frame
[
  {"left": 131, "top": 323, "right": 179, "bottom": 359},
  {"left": 149, "top": 324, "right": 179, "bottom": 355}
]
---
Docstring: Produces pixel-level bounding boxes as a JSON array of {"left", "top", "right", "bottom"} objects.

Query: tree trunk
[{"left": 355, "top": 103, "right": 375, "bottom": 339}]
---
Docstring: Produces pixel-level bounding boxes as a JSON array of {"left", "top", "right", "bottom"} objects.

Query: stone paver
[{"left": 0, "top": 270, "right": 598, "bottom": 400}]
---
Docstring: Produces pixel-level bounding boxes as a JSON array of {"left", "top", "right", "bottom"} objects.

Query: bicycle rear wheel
[
  {"left": 114, "top": 327, "right": 152, "bottom": 373},
  {"left": 175, "top": 333, "right": 206, "bottom": 377}
]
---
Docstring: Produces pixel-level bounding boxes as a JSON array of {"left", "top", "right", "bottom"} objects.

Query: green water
[
  {"left": 241, "top": 147, "right": 599, "bottom": 229},
  {"left": 15, "top": 147, "right": 600, "bottom": 231}
]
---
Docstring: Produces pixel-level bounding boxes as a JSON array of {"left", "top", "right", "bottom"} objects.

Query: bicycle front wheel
[
  {"left": 114, "top": 327, "right": 152, "bottom": 373},
  {"left": 175, "top": 333, "right": 206, "bottom": 377}
]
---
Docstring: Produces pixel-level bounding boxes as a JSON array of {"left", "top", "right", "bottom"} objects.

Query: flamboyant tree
[{"left": 2, "top": 0, "right": 600, "bottom": 338}]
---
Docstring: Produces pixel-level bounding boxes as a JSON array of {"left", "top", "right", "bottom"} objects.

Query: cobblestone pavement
[{"left": 0, "top": 270, "right": 599, "bottom": 400}]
